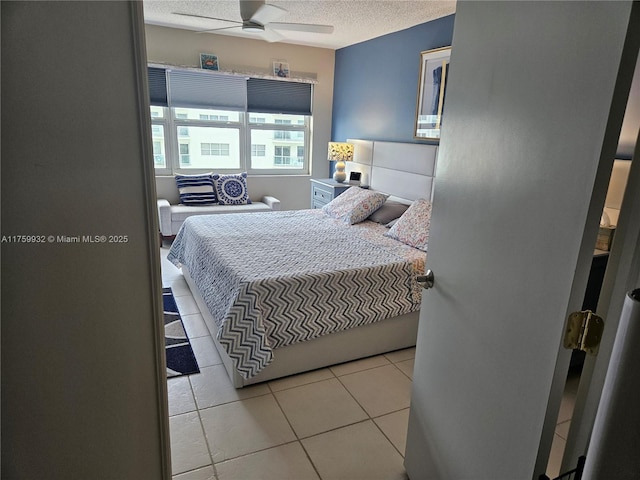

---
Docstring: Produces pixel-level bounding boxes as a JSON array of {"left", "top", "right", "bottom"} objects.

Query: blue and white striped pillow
[{"left": 175, "top": 173, "right": 218, "bottom": 205}]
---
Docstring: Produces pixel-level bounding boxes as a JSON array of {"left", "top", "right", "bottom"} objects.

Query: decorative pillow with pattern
[
  {"left": 384, "top": 198, "right": 432, "bottom": 251},
  {"left": 322, "top": 187, "right": 388, "bottom": 225},
  {"left": 175, "top": 173, "right": 218, "bottom": 205},
  {"left": 212, "top": 172, "right": 252, "bottom": 205}
]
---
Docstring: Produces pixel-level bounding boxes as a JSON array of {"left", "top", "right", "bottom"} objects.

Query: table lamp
[{"left": 328, "top": 142, "right": 354, "bottom": 183}]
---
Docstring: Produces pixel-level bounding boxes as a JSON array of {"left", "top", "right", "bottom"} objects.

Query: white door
[{"left": 404, "top": 2, "right": 639, "bottom": 479}]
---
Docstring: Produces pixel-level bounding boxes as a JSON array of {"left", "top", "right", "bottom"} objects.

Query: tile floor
[
  {"left": 546, "top": 369, "right": 581, "bottom": 479},
  {"left": 161, "top": 246, "right": 575, "bottom": 480},
  {"left": 162, "top": 247, "right": 412, "bottom": 480}
]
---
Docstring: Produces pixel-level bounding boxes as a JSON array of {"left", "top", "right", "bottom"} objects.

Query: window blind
[
  {"left": 247, "top": 78, "right": 312, "bottom": 115},
  {"left": 167, "top": 70, "right": 247, "bottom": 111},
  {"left": 148, "top": 65, "right": 313, "bottom": 115},
  {"left": 148, "top": 67, "right": 168, "bottom": 106}
]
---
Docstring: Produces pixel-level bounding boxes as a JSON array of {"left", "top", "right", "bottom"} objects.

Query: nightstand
[{"left": 310, "top": 179, "right": 351, "bottom": 209}]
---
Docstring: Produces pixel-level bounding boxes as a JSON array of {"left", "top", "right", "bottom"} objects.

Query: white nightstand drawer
[{"left": 310, "top": 179, "right": 351, "bottom": 209}]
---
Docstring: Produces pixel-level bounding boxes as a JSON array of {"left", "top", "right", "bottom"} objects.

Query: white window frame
[{"left": 151, "top": 107, "right": 310, "bottom": 176}]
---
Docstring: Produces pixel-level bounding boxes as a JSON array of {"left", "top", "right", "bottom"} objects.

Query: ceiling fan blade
[
  {"left": 196, "top": 25, "right": 243, "bottom": 34},
  {"left": 250, "top": 4, "right": 287, "bottom": 25},
  {"left": 238, "top": 26, "right": 283, "bottom": 43},
  {"left": 261, "top": 27, "right": 285, "bottom": 43},
  {"left": 267, "top": 22, "right": 334, "bottom": 34},
  {"left": 173, "top": 12, "right": 241, "bottom": 25}
]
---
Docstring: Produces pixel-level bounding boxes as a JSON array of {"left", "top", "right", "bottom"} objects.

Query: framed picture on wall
[
  {"left": 200, "top": 53, "right": 219, "bottom": 71},
  {"left": 414, "top": 46, "right": 451, "bottom": 141},
  {"left": 273, "top": 61, "right": 290, "bottom": 78}
]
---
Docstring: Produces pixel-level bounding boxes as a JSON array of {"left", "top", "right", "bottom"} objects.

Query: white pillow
[
  {"left": 384, "top": 198, "right": 432, "bottom": 251},
  {"left": 322, "top": 187, "right": 388, "bottom": 224}
]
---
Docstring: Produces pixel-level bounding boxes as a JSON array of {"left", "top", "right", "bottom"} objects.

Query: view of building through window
[{"left": 151, "top": 106, "right": 308, "bottom": 174}]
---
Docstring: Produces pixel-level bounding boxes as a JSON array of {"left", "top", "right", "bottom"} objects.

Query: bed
[{"left": 168, "top": 139, "right": 438, "bottom": 387}]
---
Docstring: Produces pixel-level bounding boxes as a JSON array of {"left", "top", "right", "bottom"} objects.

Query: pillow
[
  {"left": 322, "top": 186, "right": 388, "bottom": 224},
  {"left": 212, "top": 172, "right": 252, "bottom": 205},
  {"left": 367, "top": 201, "right": 410, "bottom": 224},
  {"left": 384, "top": 198, "right": 432, "bottom": 251},
  {"left": 175, "top": 173, "right": 218, "bottom": 205}
]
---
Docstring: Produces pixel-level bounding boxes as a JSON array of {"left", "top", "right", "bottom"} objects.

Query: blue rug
[{"left": 164, "top": 288, "right": 200, "bottom": 378}]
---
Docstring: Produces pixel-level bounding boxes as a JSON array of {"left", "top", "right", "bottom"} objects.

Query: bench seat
[{"left": 157, "top": 196, "right": 281, "bottom": 238}]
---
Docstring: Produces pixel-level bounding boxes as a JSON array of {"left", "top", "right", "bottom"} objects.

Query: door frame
[{"left": 561, "top": 131, "right": 640, "bottom": 472}]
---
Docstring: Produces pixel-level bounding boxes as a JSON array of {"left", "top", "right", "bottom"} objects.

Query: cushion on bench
[{"left": 157, "top": 196, "right": 281, "bottom": 237}]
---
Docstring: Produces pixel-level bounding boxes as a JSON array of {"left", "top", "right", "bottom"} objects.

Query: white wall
[
  {"left": 618, "top": 53, "right": 640, "bottom": 158},
  {"left": 145, "top": 25, "right": 336, "bottom": 210},
  {"left": 1, "top": 2, "right": 169, "bottom": 478},
  {"left": 603, "top": 159, "right": 632, "bottom": 227}
]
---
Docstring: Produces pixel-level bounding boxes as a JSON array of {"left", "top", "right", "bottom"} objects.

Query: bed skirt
[{"left": 182, "top": 266, "right": 420, "bottom": 388}]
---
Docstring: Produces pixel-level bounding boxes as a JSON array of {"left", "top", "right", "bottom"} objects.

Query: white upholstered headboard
[{"left": 345, "top": 139, "right": 438, "bottom": 203}]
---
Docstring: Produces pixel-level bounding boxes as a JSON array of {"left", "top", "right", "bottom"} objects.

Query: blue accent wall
[{"left": 332, "top": 15, "right": 455, "bottom": 143}]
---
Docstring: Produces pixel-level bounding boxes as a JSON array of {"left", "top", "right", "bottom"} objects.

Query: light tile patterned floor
[
  {"left": 161, "top": 246, "right": 574, "bottom": 479},
  {"left": 546, "top": 370, "right": 581, "bottom": 479},
  {"left": 162, "top": 246, "right": 412, "bottom": 479}
]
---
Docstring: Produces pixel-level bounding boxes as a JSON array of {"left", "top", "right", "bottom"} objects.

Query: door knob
[{"left": 417, "top": 269, "right": 434, "bottom": 289}]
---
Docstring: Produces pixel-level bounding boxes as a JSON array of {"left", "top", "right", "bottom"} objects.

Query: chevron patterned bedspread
[{"left": 167, "top": 209, "right": 425, "bottom": 379}]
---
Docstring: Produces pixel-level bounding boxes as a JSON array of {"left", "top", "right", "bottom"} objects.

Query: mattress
[{"left": 167, "top": 209, "right": 425, "bottom": 379}]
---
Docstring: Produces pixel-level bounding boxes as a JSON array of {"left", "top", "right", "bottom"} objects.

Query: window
[
  {"left": 153, "top": 140, "right": 165, "bottom": 167},
  {"left": 179, "top": 143, "right": 190, "bottom": 165},
  {"left": 176, "top": 108, "right": 240, "bottom": 122},
  {"left": 151, "top": 123, "right": 166, "bottom": 168},
  {"left": 148, "top": 66, "right": 312, "bottom": 175},
  {"left": 274, "top": 146, "right": 291, "bottom": 165},
  {"left": 152, "top": 107, "right": 308, "bottom": 174},
  {"left": 252, "top": 144, "right": 266, "bottom": 156},
  {"left": 274, "top": 131, "right": 291, "bottom": 140},
  {"left": 150, "top": 106, "right": 165, "bottom": 120},
  {"left": 274, "top": 119, "right": 292, "bottom": 139},
  {"left": 201, "top": 143, "right": 230, "bottom": 156},
  {"left": 248, "top": 113, "right": 306, "bottom": 170},
  {"left": 173, "top": 110, "right": 240, "bottom": 170},
  {"left": 200, "top": 114, "right": 229, "bottom": 121}
]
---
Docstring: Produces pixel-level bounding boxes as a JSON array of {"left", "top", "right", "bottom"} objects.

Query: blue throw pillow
[
  {"left": 212, "top": 172, "right": 252, "bottom": 205},
  {"left": 175, "top": 173, "right": 218, "bottom": 205}
]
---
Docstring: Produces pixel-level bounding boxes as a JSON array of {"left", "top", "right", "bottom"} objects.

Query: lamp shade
[{"left": 327, "top": 142, "right": 354, "bottom": 162}]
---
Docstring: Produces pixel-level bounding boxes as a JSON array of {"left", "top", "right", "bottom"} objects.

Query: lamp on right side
[{"left": 327, "top": 142, "right": 354, "bottom": 183}]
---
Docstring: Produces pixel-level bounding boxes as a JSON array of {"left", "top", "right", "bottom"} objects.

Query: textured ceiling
[{"left": 143, "top": 0, "right": 457, "bottom": 49}]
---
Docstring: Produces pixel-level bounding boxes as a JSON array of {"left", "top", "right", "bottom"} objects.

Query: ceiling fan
[{"left": 174, "top": 0, "right": 334, "bottom": 43}]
